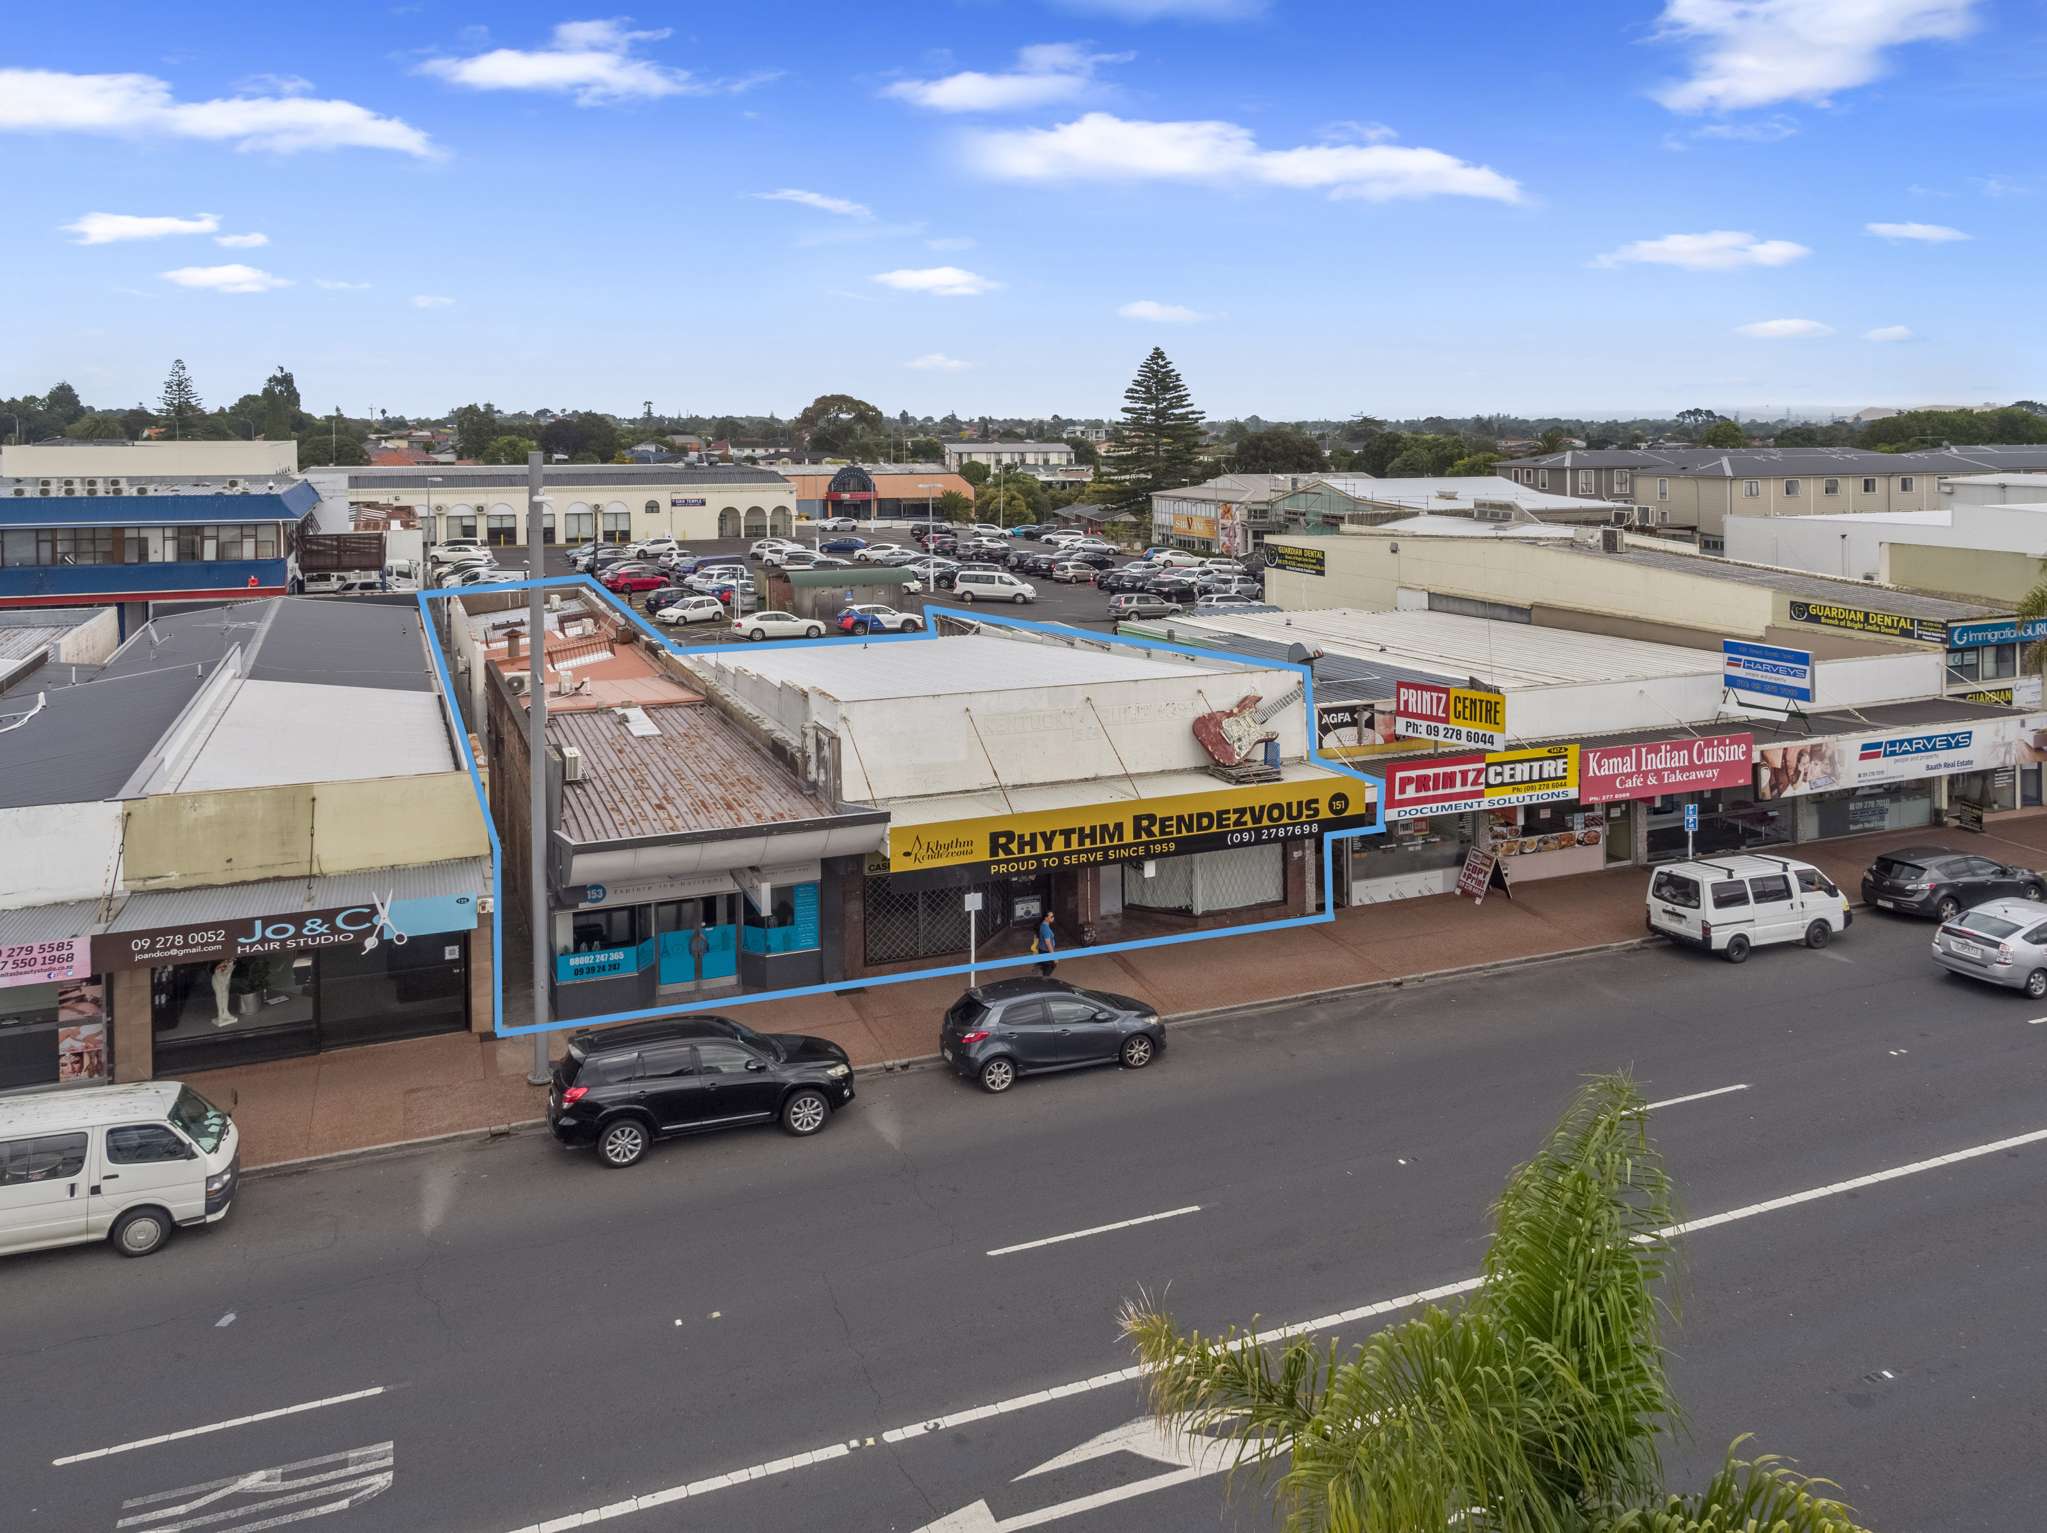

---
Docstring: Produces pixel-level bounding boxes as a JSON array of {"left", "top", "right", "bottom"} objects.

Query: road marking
[
  {"left": 918, "top": 1416, "right": 1233, "bottom": 1531},
  {"left": 53, "top": 1388, "right": 386, "bottom": 1468},
  {"left": 1642, "top": 1083, "right": 1749, "bottom": 1111},
  {"left": 2029, "top": 1017, "right": 2047, "bottom": 1025},
  {"left": 987, "top": 1205, "right": 1202, "bottom": 1257},
  {"left": 116, "top": 1442, "right": 393, "bottom": 1531},
  {"left": 499, "top": 1122, "right": 2047, "bottom": 1533}
]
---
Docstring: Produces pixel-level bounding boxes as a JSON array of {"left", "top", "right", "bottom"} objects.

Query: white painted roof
[
  {"left": 1162, "top": 608, "right": 1723, "bottom": 690},
  {"left": 167, "top": 680, "right": 455, "bottom": 791},
  {"left": 1311, "top": 475, "right": 1614, "bottom": 513},
  {"left": 1368, "top": 515, "right": 1580, "bottom": 539}
]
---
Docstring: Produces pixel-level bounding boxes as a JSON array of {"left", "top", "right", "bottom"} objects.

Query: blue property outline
[{"left": 416, "top": 572, "right": 1385, "bottom": 1038}]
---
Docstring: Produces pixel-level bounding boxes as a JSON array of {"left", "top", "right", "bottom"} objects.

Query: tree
[
  {"left": 1122, "top": 1075, "right": 1868, "bottom": 1533},
  {"left": 65, "top": 411, "right": 127, "bottom": 440},
  {"left": 1445, "top": 451, "right": 1500, "bottom": 477},
  {"left": 453, "top": 402, "right": 498, "bottom": 460},
  {"left": 1674, "top": 407, "right": 1721, "bottom": 432},
  {"left": 1094, "top": 347, "right": 1207, "bottom": 518},
  {"left": 907, "top": 435, "right": 943, "bottom": 462},
  {"left": 481, "top": 434, "right": 539, "bottom": 465},
  {"left": 1063, "top": 436, "right": 1100, "bottom": 467},
  {"left": 795, "top": 393, "right": 886, "bottom": 457},
  {"left": 43, "top": 382, "right": 84, "bottom": 426},
  {"left": 958, "top": 460, "right": 991, "bottom": 489},
  {"left": 1701, "top": 419, "right": 1748, "bottom": 448},
  {"left": 935, "top": 489, "right": 973, "bottom": 522},
  {"left": 258, "top": 367, "right": 301, "bottom": 439},
  {"left": 538, "top": 411, "right": 618, "bottom": 463},
  {"left": 159, "top": 359, "right": 203, "bottom": 439},
  {"left": 296, "top": 431, "right": 368, "bottom": 467},
  {"left": 1231, "top": 427, "right": 1327, "bottom": 475}
]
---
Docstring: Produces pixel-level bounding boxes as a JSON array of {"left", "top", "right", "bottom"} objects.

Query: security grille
[
  {"left": 863, "top": 877, "right": 1006, "bottom": 965},
  {"left": 1125, "top": 845, "right": 1283, "bottom": 916}
]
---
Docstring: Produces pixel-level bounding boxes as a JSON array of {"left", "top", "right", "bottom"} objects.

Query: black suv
[
  {"left": 939, "top": 978, "right": 1164, "bottom": 1094},
  {"left": 548, "top": 1017, "right": 855, "bottom": 1168}
]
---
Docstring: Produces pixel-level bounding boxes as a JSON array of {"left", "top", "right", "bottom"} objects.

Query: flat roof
[
  {"left": 1583, "top": 545, "right": 1995, "bottom": 618},
  {"left": 165, "top": 679, "right": 454, "bottom": 791},
  {"left": 1306, "top": 475, "right": 1613, "bottom": 512},
  {"left": 0, "top": 479, "right": 318, "bottom": 527},
  {"left": 1367, "top": 515, "right": 1581, "bottom": 539},
  {"left": 1116, "top": 620, "right": 1451, "bottom": 701}
]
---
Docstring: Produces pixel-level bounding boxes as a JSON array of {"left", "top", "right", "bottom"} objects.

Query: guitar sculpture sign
[{"left": 1192, "top": 686, "right": 1304, "bottom": 768}]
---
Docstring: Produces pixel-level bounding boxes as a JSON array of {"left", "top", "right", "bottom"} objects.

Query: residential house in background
[{"left": 942, "top": 440, "right": 1076, "bottom": 471}]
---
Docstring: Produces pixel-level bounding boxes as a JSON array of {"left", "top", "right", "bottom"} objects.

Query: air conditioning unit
[
  {"left": 506, "top": 672, "right": 529, "bottom": 695},
  {"left": 1599, "top": 527, "right": 1622, "bottom": 553},
  {"left": 561, "top": 744, "right": 585, "bottom": 782},
  {"left": 1610, "top": 509, "right": 1631, "bottom": 526}
]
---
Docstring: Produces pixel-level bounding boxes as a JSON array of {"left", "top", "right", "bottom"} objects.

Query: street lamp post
[{"left": 526, "top": 451, "right": 552, "bottom": 1086}]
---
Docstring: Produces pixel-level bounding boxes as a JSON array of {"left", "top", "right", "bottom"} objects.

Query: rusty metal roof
[{"left": 547, "top": 703, "right": 837, "bottom": 844}]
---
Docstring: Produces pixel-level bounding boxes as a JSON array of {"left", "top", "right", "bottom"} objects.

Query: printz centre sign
[
  {"left": 888, "top": 779, "right": 1375, "bottom": 877},
  {"left": 1392, "top": 681, "right": 1508, "bottom": 751},
  {"left": 1787, "top": 600, "right": 1945, "bottom": 645},
  {"left": 1382, "top": 744, "right": 1580, "bottom": 820},
  {"left": 92, "top": 893, "right": 477, "bottom": 972},
  {"left": 1579, "top": 732, "right": 1754, "bottom": 805}
]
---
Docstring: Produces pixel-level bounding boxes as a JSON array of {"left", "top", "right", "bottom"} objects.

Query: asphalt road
[{"left": 7, "top": 913, "right": 2046, "bottom": 1532}]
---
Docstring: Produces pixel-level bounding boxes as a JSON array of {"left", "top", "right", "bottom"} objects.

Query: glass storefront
[
  {"left": 1645, "top": 785, "right": 1791, "bottom": 863},
  {"left": 1354, "top": 812, "right": 1471, "bottom": 888},
  {"left": 0, "top": 978, "right": 111, "bottom": 1095},
  {"left": 1795, "top": 780, "right": 1934, "bottom": 840}
]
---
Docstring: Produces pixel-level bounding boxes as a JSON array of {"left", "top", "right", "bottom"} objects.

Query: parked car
[
  {"left": 602, "top": 565, "right": 670, "bottom": 594},
  {"left": 0, "top": 1081, "right": 239, "bottom": 1258},
  {"left": 836, "top": 604, "right": 925, "bottom": 635},
  {"left": 925, "top": 535, "right": 960, "bottom": 557},
  {"left": 632, "top": 536, "right": 682, "bottom": 559},
  {"left": 657, "top": 595, "right": 730, "bottom": 626},
  {"left": 733, "top": 610, "right": 827, "bottom": 641},
  {"left": 1045, "top": 560, "right": 1092, "bottom": 584},
  {"left": 764, "top": 545, "right": 817, "bottom": 568},
  {"left": 643, "top": 584, "right": 687, "bottom": 613},
  {"left": 1065, "top": 539, "right": 1117, "bottom": 558},
  {"left": 703, "top": 578, "right": 755, "bottom": 610},
  {"left": 954, "top": 569, "right": 1036, "bottom": 604},
  {"left": 939, "top": 978, "right": 1164, "bottom": 1094},
  {"left": 960, "top": 537, "right": 1010, "bottom": 559},
  {"left": 816, "top": 516, "right": 859, "bottom": 532},
  {"left": 1862, "top": 846, "right": 2046, "bottom": 921},
  {"left": 1150, "top": 550, "right": 1206, "bottom": 569},
  {"left": 429, "top": 539, "right": 490, "bottom": 567},
  {"left": 870, "top": 548, "right": 926, "bottom": 568},
  {"left": 445, "top": 567, "right": 528, "bottom": 588},
  {"left": 1062, "top": 549, "right": 1116, "bottom": 572},
  {"left": 857, "top": 543, "right": 916, "bottom": 564},
  {"left": 685, "top": 565, "right": 748, "bottom": 592},
  {"left": 1646, "top": 856, "right": 1850, "bottom": 962},
  {"left": 1108, "top": 592, "right": 1184, "bottom": 620},
  {"left": 1195, "top": 593, "right": 1271, "bottom": 610},
  {"left": 936, "top": 561, "right": 1001, "bottom": 590},
  {"left": 819, "top": 536, "right": 868, "bottom": 554},
  {"left": 750, "top": 538, "right": 801, "bottom": 561},
  {"left": 432, "top": 559, "right": 495, "bottom": 587},
  {"left": 1013, "top": 552, "right": 1060, "bottom": 576},
  {"left": 1007, "top": 523, "right": 1044, "bottom": 539},
  {"left": 1931, "top": 897, "right": 2047, "bottom": 997},
  {"left": 1097, "top": 564, "right": 1156, "bottom": 593},
  {"left": 1150, "top": 572, "right": 1202, "bottom": 600},
  {"left": 548, "top": 1017, "right": 855, "bottom": 1167}
]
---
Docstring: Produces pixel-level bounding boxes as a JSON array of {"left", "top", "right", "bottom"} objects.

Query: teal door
[{"left": 655, "top": 896, "right": 741, "bottom": 987}]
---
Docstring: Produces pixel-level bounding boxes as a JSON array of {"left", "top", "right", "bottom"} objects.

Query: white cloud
[
  {"left": 412, "top": 293, "right": 455, "bottom": 308},
  {"left": 419, "top": 19, "right": 778, "bottom": 104},
  {"left": 1593, "top": 229, "right": 1810, "bottom": 270},
  {"left": 968, "top": 112, "right": 1521, "bottom": 203},
  {"left": 1652, "top": 0, "right": 1978, "bottom": 113},
  {"left": 0, "top": 67, "right": 434, "bottom": 155},
  {"left": 234, "top": 73, "right": 314, "bottom": 97},
  {"left": 1317, "top": 119, "right": 1398, "bottom": 144},
  {"left": 1735, "top": 317, "right": 1833, "bottom": 338},
  {"left": 752, "top": 188, "right": 871, "bottom": 218},
  {"left": 215, "top": 231, "right": 269, "bottom": 248},
  {"left": 907, "top": 353, "right": 972, "bottom": 372},
  {"left": 161, "top": 263, "right": 291, "bottom": 294},
  {"left": 871, "top": 266, "right": 1001, "bottom": 297},
  {"left": 1118, "top": 299, "right": 1204, "bottom": 323},
  {"left": 62, "top": 210, "right": 219, "bottom": 244},
  {"left": 1865, "top": 220, "right": 1969, "bottom": 242},
  {"left": 883, "top": 43, "right": 1130, "bottom": 113},
  {"left": 314, "top": 278, "right": 371, "bottom": 290},
  {"left": 1691, "top": 114, "right": 1800, "bottom": 142},
  {"left": 1057, "top": 0, "right": 1265, "bottom": 17},
  {"left": 1865, "top": 324, "right": 1915, "bottom": 341},
  {"left": 926, "top": 235, "right": 976, "bottom": 251}
]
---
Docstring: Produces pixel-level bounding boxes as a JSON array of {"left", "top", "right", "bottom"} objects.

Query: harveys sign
[{"left": 888, "top": 778, "right": 1376, "bottom": 876}]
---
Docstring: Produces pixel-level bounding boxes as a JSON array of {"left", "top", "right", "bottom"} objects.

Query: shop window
[
  {"left": 862, "top": 876, "right": 1005, "bottom": 965},
  {"left": 106, "top": 1124, "right": 190, "bottom": 1164},
  {"left": 1947, "top": 648, "right": 1981, "bottom": 681},
  {"left": 153, "top": 955, "right": 316, "bottom": 1065},
  {"left": 1126, "top": 845, "right": 1282, "bottom": 915},
  {"left": 571, "top": 906, "right": 643, "bottom": 952},
  {"left": 602, "top": 509, "right": 632, "bottom": 542},
  {"left": 1986, "top": 645, "right": 2017, "bottom": 679},
  {"left": 742, "top": 883, "right": 821, "bottom": 954},
  {"left": 319, "top": 935, "right": 468, "bottom": 1049},
  {"left": 0, "top": 1133, "right": 87, "bottom": 1184}
]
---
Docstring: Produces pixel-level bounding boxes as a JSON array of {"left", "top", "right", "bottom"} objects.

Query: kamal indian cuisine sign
[{"left": 1578, "top": 732, "right": 1755, "bottom": 804}]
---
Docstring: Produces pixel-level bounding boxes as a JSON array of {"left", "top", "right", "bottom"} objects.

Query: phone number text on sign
[{"left": 0, "top": 937, "right": 93, "bottom": 988}]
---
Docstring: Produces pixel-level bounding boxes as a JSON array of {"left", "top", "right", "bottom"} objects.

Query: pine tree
[
  {"left": 159, "top": 359, "right": 202, "bottom": 440},
  {"left": 1093, "top": 347, "right": 1206, "bottom": 519}
]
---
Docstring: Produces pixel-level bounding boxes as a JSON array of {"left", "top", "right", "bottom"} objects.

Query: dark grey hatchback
[
  {"left": 940, "top": 978, "right": 1164, "bottom": 1094},
  {"left": 548, "top": 1017, "right": 854, "bottom": 1168}
]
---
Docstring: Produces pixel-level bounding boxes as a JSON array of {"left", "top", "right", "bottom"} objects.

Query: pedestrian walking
[{"left": 1033, "top": 911, "right": 1057, "bottom": 976}]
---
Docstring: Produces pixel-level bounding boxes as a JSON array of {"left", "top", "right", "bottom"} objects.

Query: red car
[{"left": 602, "top": 565, "right": 668, "bottom": 594}]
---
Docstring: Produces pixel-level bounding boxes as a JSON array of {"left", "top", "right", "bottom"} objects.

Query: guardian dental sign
[{"left": 1722, "top": 640, "right": 1814, "bottom": 704}]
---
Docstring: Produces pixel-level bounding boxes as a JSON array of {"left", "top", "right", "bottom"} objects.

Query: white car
[
  {"left": 733, "top": 610, "right": 826, "bottom": 641},
  {"left": 685, "top": 566, "right": 749, "bottom": 592},
  {"left": 1647, "top": 856, "right": 1850, "bottom": 962},
  {"left": 856, "top": 543, "right": 915, "bottom": 564},
  {"left": 1150, "top": 550, "right": 1206, "bottom": 569},
  {"left": 1066, "top": 539, "right": 1117, "bottom": 557},
  {"left": 429, "top": 539, "right": 490, "bottom": 566},
  {"left": 970, "top": 523, "right": 1005, "bottom": 537},
  {"left": 656, "top": 595, "right": 729, "bottom": 626},
  {"left": 633, "top": 536, "right": 682, "bottom": 558},
  {"left": 817, "top": 516, "right": 858, "bottom": 532},
  {"left": 447, "top": 567, "right": 528, "bottom": 588},
  {"left": 1041, "top": 529, "right": 1086, "bottom": 545},
  {"left": 838, "top": 604, "right": 924, "bottom": 635},
  {"left": 432, "top": 558, "right": 496, "bottom": 587},
  {"left": 764, "top": 545, "right": 816, "bottom": 568},
  {"left": 750, "top": 538, "right": 801, "bottom": 561}
]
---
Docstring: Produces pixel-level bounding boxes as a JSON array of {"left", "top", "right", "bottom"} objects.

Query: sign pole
[
  {"left": 526, "top": 451, "right": 552, "bottom": 1086},
  {"left": 1684, "top": 799, "right": 1698, "bottom": 860},
  {"left": 964, "top": 891, "right": 984, "bottom": 987}
]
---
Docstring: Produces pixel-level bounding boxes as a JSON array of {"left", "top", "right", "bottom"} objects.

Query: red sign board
[
  {"left": 1455, "top": 847, "right": 1497, "bottom": 902},
  {"left": 1579, "top": 732, "right": 1755, "bottom": 804}
]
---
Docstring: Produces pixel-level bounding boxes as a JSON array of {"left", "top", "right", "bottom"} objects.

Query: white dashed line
[
  {"left": 53, "top": 1387, "right": 387, "bottom": 1468},
  {"left": 987, "top": 1205, "right": 1203, "bottom": 1257},
  {"left": 1643, "top": 1083, "right": 1750, "bottom": 1111}
]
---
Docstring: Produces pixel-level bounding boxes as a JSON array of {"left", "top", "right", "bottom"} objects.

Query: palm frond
[{"left": 1598, "top": 1438, "right": 1871, "bottom": 1532}]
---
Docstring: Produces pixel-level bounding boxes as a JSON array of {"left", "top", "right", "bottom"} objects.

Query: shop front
[
  {"left": 1355, "top": 745, "right": 1583, "bottom": 901},
  {"left": 0, "top": 921, "right": 109, "bottom": 1095},
  {"left": 94, "top": 884, "right": 481, "bottom": 1076},
  {"left": 1752, "top": 715, "right": 2046, "bottom": 841},
  {"left": 1576, "top": 731, "right": 1761, "bottom": 865}
]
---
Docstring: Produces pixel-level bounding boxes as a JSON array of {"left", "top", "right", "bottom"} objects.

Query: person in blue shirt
[{"left": 1034, "top": 911, "right": 1057, "bottom": 976}]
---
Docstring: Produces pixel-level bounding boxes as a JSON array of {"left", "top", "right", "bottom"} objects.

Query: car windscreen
[
  {"left": 1650, "top": 871, "right": 1700, "bottom": 909},
  {"left": 1955, "top": 912, "right": 2023, "bottom": 939},
  {"left": 1871, "top": 858, "right": 1927, "bottom": 882},
  {"left": 169, "top": 1086, "right": 231, "bottom": 1154}
]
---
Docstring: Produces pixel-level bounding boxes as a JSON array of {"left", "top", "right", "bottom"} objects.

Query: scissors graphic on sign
[{"left": 360, "top": 892, "right": 408, "bottom": 954}]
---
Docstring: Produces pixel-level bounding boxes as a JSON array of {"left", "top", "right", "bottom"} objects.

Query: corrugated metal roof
[
  {"left": 1121, "top": 621, "right": 1452, "bottom": 702},
  {"left": 1592, "top": 546, "right": 1993, "bottom": 617},
  {"left": 549, "top": 704, "right": 838, "bottom": 844},
  {"left": 0, "top": 900, "right": 102, "bottom": 944},
  {"left": 106, "top": 858, "right": 488, "bottom": 932}
]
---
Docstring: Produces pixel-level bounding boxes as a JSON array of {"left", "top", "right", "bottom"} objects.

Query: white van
[
  {"left": 0, "top": 1082, "right": 239, "bottom": 1259},
  {"left": 1646, "top": 855, "right": 1851, "bottom": 963},
  {"left": 953, "top": 569, "right": 1036, "bottom": 604}
]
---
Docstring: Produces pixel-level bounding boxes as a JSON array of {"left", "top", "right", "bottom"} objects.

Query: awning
[
  {"left": 0, "top": 901, "right": 103, "bottom": 947},
  {"left": 104, "top": 858, "right": 489, "bottom": 932}
]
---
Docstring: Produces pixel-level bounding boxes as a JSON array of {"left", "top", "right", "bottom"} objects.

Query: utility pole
[{"left": 526, "top": 451, "right": 552, "bottom": 1085}]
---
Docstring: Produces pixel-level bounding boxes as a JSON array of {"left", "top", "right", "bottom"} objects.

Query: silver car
[{"left": 1931, "top": 897, "right": 2047, "bottom": 997}]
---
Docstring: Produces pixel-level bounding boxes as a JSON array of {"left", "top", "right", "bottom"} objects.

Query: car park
[
  {"left": 733, "top": 610, "right": 827, "bottom": 641},
  {"left": 656, "top": 595, "right": 729, "bottom": 626},
  {"left": 547, "top": 1017, "right": 855, "bottom": 1167},
  {"left": 836, "top": 604, "right": 925, "bottom": 635},
  {"left": 1108, "top": 592, "right": 1184, "bottom": 620},
  {"left": 1646, "top": 855, "right": 1850, "bottom": 962},
  {"left": 819, "top": 536, "right": 867, "bottom": 554},
  {"left": 0, "top": 1081, "right": 240, "bottom": 1258},
  {"left": 954, "top": 569, "right": 1036, "bottom": 603},
  {"left": 938, "top": 978, "right": 1164, "bottom": 1094},
  {"left": 1862, "top": 846, "right": 2046, "bottom": 920},
  {"left": 1931, "top": 898, "right": 2047, "bottom": 997}
]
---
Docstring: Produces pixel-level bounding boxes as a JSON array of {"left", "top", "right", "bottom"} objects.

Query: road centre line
[
  {"left": 987, "top": 1206, "right": 1202, "bottom": 1257},
  {"left": 499, "top": 1123, "right": 2047, "bottom": 1533},
  {"left": 1643, "top": 1083, "right": 1750, "bottom": 1111},
  {"left": 52, "top": 1386, "right": 387, "bottom": 1468}
]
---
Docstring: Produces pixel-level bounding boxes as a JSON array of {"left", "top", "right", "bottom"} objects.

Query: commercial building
[
  {"left": 1722, "top": 494, "right": 2047, "bottom": 606},
  {"left": 1271, "top": 475, "right": 1617, "bottom": 536},
  {"left": 331, "top": 463, "right": 798, "bottom": 547},
  {"left": 1, "top": 439, "right": 300, "bottom": 486},
  {"left": 1131, "top": 606, "right": 2040, "bottom": 902},
  {"left": 1149, "top": 474, "right": 1310, "bottom": 553},
  {"left": 942, "top": 441, "right": 1076, "bottom": 471},
  {"left": 0, "top": 598, "right": 493, "bottom": 1094},
  {"left": 0, "top": 606, "right": 120, "bottom": 691},
  {"left": 778, "top": 463, "right": 977, "bottom": 522}
]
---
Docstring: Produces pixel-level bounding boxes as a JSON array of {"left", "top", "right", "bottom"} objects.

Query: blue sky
[{"left": 3, "top": 0, "right": 2041, "bottom": 421}]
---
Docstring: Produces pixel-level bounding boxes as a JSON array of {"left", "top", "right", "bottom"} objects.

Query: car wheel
[
  {"left": 1805, "top": 920, "right": 1831, "bottom": 949},
  {"left": 1935, "top": 894, "right": 1961, "bottom": 923},
  {"left": 904, "top": 619, "right": 922, "bottom": 631},
  {"left": 959, "top": 590, "right": 976, "bottom": 602},
  {"left": 747, "top": 629, "right": 765, "bottom": 641},
  {"left": 978, "top": 1056, "right": 1017, "bottom": 1094},
  {"left": 2029, "top": 969, "right": 2047, "bottom": 1000},
  {"left": 597, "top": 1118, "right": 651, "bottom": 1168},
  {"left": 1723, "top": 933, "right": 1751, "bottom": 964},
  {"left": 805, "top": 624, "right": 824, "bottom": 638},
  {"left": 1120, "top": 1034, "right": 1156, "bottom": 1070},
  {"left": 782, "top": 1089, "right": 831, "bottom": 1136},
  {"left": 111, "top": 1207, "right": 171, "bottom": 1258},
  {"left": 1013, "top": 593, "right": 1028, "bottom": 605},
  {"left": 2026, "top": 884, "right": 2044, "bottom": 903}
]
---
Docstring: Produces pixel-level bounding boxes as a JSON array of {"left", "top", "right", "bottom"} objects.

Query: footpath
[{"left": 199, "top": 816, "right": 2047, "bottom": 1170}]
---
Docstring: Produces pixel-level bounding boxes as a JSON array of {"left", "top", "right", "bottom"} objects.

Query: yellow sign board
[{"left": 889, "top": 778, "right": 1375, "bottom": 876}]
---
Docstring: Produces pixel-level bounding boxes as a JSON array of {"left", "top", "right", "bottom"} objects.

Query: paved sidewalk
[{"left": 197, "top": 815, "right": 2047, "bottom": 1169}]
